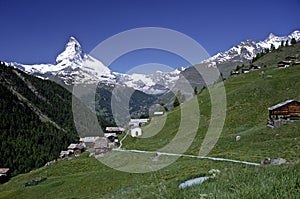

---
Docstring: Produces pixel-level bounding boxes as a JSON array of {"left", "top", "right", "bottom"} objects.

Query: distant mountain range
[
  {"left": 202, "top": 30, "right": 300, "bottom": 68},
  {"left": 6, "top": 30, "right": 300, "bottom": 94}
]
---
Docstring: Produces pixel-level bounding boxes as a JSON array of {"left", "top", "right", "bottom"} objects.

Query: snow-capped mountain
[
  {"left": 8, "top": 37, "right": 182, "bottom": 94},
  {"left": 6, "top": 30, "right": 300, "bottom": 94},
  {"left": 202, "top": 30, "right": 300, "bottom": 67},
  {"left": 118, "top": 68, "right": 183, "bottom": 94}
]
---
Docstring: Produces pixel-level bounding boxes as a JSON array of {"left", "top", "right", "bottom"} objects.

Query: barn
[{"left": 267, "top": 100, "right": 300, "bottom": 127}]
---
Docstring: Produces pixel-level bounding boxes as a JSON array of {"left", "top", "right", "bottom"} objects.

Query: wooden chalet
[
  {"left": 94, "top": 137, "right": 110, "bottom": 155},
  {"left": 67, "top": 143, "right": 85, "bottom": 155},
  {"left": 285, "top": 56, "right": 297, "bottom": 61},
  {"left": 0, "top": 168, "right": 11, "bottom": 183},
  {"left": 79, "top": 136, "right": 100, "bottom": 149},
  {"left": 251, "top": 65, "right": 261, "bottom": 70},
  {"left": 267, "top": 100, "right": 300, "bottom": 127},
  {"left": 277, "top": 61, "right": 291, "bottom": 68},
  {"left": 242, "top": 68, "right": 250, "bottom": 74},
  {"left": 231, "top": 71, "right": 240, "bottom": 75},
  {"left": 104, "top": 132, "right": 118, "bottom": 142},
  {"left": 294, "top": 61, "right": 300, "bottom": 66},
  {"left": 129, "top": 118, "right": 149, "bottom": 127},
  {"left": 105, "top": 127, "right": 125, "bottom": 134}
]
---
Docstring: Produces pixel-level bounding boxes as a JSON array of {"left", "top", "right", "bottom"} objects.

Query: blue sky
[{"left": 0, "top": 0, "right": 299, "bottom": 73}]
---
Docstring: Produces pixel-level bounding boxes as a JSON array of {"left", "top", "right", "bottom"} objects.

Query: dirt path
[{"left": 113, "top": 148, "right": 260, "bottom": 166}]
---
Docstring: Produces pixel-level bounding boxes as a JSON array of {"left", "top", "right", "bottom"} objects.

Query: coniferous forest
[{"left": 0, "top": 62, "right": 79, "bottom": 176}]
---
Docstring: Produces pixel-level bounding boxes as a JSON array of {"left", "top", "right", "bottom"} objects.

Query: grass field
[{"left": 1, "top": 52, "right": 300, "bottom": 198}]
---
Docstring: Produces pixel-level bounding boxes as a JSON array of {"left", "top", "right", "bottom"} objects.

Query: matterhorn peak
[
  {"left": 56, "top": 36, "right": 84, "bottom": 65},
  {"left": 66, "top": 36, "right": 81, "bottom": 49}
]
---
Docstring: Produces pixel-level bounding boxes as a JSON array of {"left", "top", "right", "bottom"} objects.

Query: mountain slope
[
  {"left": 203, "top": 30, "right": 300, "bottom": 67},
  {"left": 1, "top": 45, "right": 300, "bottom": 198},
  {"left": 175, "top": 30, "right": 300, "bottom": 95},
  {"left": 0, "top": 62, "right": 80, "bottom": 175},
  {"left": 8, "top": 37, "right": 181, "bottom": 94},
  {"left": 198, "top": 30, "right": 300, "bottom": 78},
  {"left": 252, "top": 39, "right": 300, "bottom": 67},
  {"left": 122, "top": 42, "right": 300, "bottom": 161}
]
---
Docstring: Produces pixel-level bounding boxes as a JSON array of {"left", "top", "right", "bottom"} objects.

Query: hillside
[
  {"left": 253, "top": 41, "right": 300, "bottom": 67},
  {"left": 0, "top": 62, "right": 80, "bottom": 176},
  {"left": 123, "top": 62, "right": 300, "bottom": 162},
  {"left": 0, "top": 50, "right": 299, "bottom": 198}
]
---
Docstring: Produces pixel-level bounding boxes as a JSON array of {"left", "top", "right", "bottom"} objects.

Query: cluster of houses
[
  {"left": 231, "top": 56, "right": 300, "bottom": 76},
  {"left": 59, "top": 127, "right": 125, "bottom": 158},
  {"left": 129, "top": 111, "right": 164, "bottom": 137},
  {"left": 231, "top": 65, "right": 262, "bottom": 75},
  {"left": 59, "top": 111, "right": 165, "bottom": 157},
  {"left": 59, "top": 143, "right": 85, "bottom": 159},
  {"left": 267, "top": 99, "right": 300, "bottom": 128},
  {"left": 1, "top": 111, "right": 166, "bottom": 181},
  {"left": 277, "top": 56, "right": 300, "bottom": 68}
]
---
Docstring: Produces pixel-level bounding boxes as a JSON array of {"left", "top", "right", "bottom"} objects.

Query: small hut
[{"left": 131, "top": 127, "right": 142, "bottom": 137}]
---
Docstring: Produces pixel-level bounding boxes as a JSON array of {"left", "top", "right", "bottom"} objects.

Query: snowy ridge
[
  {"left": 6, "top": 30, "right": 300, "bottom": 94},
  {"left": 202, "top": 30, "right": 300, "bottom": 67},
  {"left": 7, "top": 36, "right": 183, "bottom": 94},
  {"left": 118, "top": 68, "right": 184, "bottom": 94}
]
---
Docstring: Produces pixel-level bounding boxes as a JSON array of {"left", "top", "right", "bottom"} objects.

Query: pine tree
[
  {"left": 194, "top": 87, "right": 198, "bottom": 96},
  {"left": 173, "top": 97, "right": 180, "bottom": 108},
  {"left": 285, "top": 40, "right": 289, "bottom": 46},
  {"left": 291, "top": 38, "right": 297, "bottom": 45},
  {"left": 270, "top": 44, "right": 275, "bottom": 51}
]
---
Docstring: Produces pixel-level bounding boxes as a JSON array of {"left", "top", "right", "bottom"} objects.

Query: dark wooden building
[
  {"left": 277, "top": 61, "right": 291, "bottom": 68},
  {"left": 285, "top": 56, "right": 297, "bottom": 61},
  {"left": 0, "top": 168, "right": 11, "bottom": 183},
  {"left": 267, "top": 100, "right": 300, "bottom": 128},
  {"left": 268, "top": 100, "right": 300, "bottom": 120}
]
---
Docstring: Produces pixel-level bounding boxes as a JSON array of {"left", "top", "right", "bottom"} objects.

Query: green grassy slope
[
  {"left": 0, "top": 152, "right": 299, "bottom": 199},
  {"left": 124, "top": 65, "right": 300, "bottom": 163},
  {"left": 1, "top": 56, "right": 300, "bottom": 198}
]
